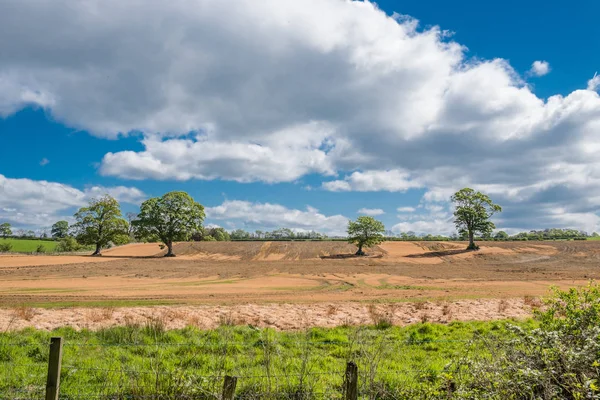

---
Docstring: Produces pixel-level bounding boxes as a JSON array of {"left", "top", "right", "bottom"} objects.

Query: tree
[
  {"left": 347, "top": 216, "right": 385, "bottom": 256},
  {"left": 451, "top": 188, "right": 502, "bottom": 250},
  {"left": 133, "top": 191, "right": 205, "bottom": 257},
  {"left": 72, "top": 195, "right": 129, "bottom": 256},
  {"left": 230, "top": 229, "right": 250, "bottom": 240},
  {"left": 494, "top": 231, "right": 509, "bottom": 240},
  {"left": 209, "top": 227, "right": 230, "bottom": 241},
  {"left": 56, "top": 237, "right": 81, "bottom": 252},
  {"left": 0, "top": 223, "right": 11, "bottom": 238},
  {"left": 51, "top": 220, "right": 70, "bottom": 239},
  {"left": 126, "top": 212, "right": 138, "bottom": 237}
]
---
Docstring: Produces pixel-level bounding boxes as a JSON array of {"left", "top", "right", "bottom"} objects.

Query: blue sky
[{"left": 1, "top": 0, "right": 600, "bottom": 236}]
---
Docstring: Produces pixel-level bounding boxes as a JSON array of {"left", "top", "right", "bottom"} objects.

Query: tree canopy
[
  {"left": 451, "top": 188, "right": 502, "bottom": 250},
  {"left": 51, "top": 220, "right": 70, "bottom": 239},
  {"left": 347, "top": 216, "right": 385, "bottom": 256},
  {"left": 133, "top": 191, "right": 205, "bottom": 257},
  {"left": 0, "top": 223, "right": 11, "bottom": 238},
  {"left": 72, "top": 195, "right": 129, "bottom": 255}
]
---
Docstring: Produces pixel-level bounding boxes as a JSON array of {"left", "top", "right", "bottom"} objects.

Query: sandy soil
[
  {"left": 1, "top": 241, "right": 599, "bottom": 329},
  {"left": 0, "top": 298, "right": 535, "bottom": 331}
]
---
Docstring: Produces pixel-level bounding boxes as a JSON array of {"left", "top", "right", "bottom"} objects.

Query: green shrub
[
  {"left": 55, "top": 237, "right": 81, "bottom": 252},
  {"left": 0, "top": 242, "right": 12, "bottom": 252},
  {"left": 461, "top": 283, "right": 600, "bottom": 399},
  {"left": 35, "top": 244, "right": 45, "bottom": 253}
]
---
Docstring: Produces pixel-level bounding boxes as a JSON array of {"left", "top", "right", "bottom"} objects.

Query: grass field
[
  {"left": 0, "top": 238, "right": 58, "bottom": 253},
  {"left": 0, "top": 319, "right": 534, "bottom": 399}
]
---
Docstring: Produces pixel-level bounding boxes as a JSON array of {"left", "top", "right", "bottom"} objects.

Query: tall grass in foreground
[{"left": 0, "top": 319, "right": 520, "bottom": 399}]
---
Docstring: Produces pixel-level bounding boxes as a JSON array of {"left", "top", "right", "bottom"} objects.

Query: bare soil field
[{"left": 0, "top": 240, "right": 598, "bottom": 329}]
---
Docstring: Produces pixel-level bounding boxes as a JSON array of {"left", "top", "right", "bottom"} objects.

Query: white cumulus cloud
[
  {"left": 529, "top": 60, "right": 551, "bottom": 77},
  {"left": 206, "top": 200, "right": 349, "bottom": 236},
  {"left": 0, "top": 174, "right": 145, "bottom": 228},
  {"left": 323, "top": 170, "right": 421, "bottom": 192},
  {"left": 397, "top": 207, "right": 416, "bottom": 212},
  {"left": 588, "top": 73, "right": 600, "bottom": 91},
  {"left": 358, "top": 208, "right": 385, "bottom": 216}
]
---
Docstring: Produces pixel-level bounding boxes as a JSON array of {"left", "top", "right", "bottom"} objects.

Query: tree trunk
[
  {"left": 355, "top": 243, "right": 365, "bottom": 256},
  {"left": 92, "top": 243, "right": 102, "bottom": 256},
  {"left": 164, "top": 241, "right": 175, "bottom": 257},
  {"left": 467, "top": 231, "right": 478, "bottom": 250}
]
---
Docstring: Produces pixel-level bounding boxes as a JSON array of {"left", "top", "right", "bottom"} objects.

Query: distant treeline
[
  {"left": 2, "top": 227, "right": 596, "bottom": 242},
  {"left": 229, "top": 228, "right": 596, "bottom": 241}
]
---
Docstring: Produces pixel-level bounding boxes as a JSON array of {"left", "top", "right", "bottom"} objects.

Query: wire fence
[{"left": 0, "top": 331, "right": 480, "bottom": 399}]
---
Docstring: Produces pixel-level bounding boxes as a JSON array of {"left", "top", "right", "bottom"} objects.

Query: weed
[
  {"left": 497, "top": 299, "right": 509, "bottom": 313},
  {"left": 524, "top": 295, "right": 542, "bottom": 308},
  {"left": 326, "top": 305, "right": 338, "bottom": 316},
  {"left": 12, "top": 305, "right": 35, "bottom": 321},
  {"left": 368, "top": 304, "right": 394, "bottom": 330}
]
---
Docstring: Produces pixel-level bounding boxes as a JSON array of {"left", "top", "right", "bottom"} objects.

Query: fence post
[
  {"left": 344, "top": 361, "right": 358, "bottom": 400},
  {"left": 45, "top": 337, "right": 63, "bottom": 400},
  {"left": 222, "top": 375, "right": 237, "bottom": 400}
]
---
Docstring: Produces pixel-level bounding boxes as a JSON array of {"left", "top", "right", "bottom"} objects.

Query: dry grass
[
  {"left": 367, "top": 304, "right": 394, "bottom": 329},
  {"left": 218, "top": 311, "right": 243, "bottom": 327},
  {"left": 11, "top": 305, "right": 35, "bottom": 321},
  {"left": 326, "top": 305, "right": 338, "bottom": 316},
  {"left": 86, "top": 307, "right": 115, "bottom": 323},
  {"left": 498, "top": 299, "right": 509, "bottom": 313},
  {"left": 442, "top": 303, "right": 453, "bottom": 319},
  {"left": 524, "top": 295, "right": 542, "bottom": 308}
]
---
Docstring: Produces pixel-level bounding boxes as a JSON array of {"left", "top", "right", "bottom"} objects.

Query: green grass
[
  {"left": 0, "top": 320, "right": 537, "bottom": 399},
  {"left": 0, "top": 238, "right": 57, "bottom": 253}
]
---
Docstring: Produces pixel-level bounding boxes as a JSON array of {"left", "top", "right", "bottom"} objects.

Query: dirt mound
[
  {"left": 172, "top": 241, "right": 362, "bottom": 261},
  {"left": 102, "top": 243, "right": 164, "bottom": 257}
]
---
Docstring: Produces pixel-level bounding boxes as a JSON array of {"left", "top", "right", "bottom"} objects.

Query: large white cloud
[
  {"left": 0, "top": 175, "right": 145, "bottom": 228},
  {"left": 2, "top": 0, "right": 600, "bottom": 232},
  {"left": 206, "top": 200, "right": 349, "bottom": 236}
]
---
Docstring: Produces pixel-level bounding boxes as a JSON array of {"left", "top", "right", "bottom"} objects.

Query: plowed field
[{"left": 1, "top": 241, "right": 597, "bottom": 330}]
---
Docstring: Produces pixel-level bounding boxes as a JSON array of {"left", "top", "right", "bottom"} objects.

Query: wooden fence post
[
  {"left": 344, "top": 361, "right": 358, "bottom": 400},
  {"left": 45, "top": 337, "right": 63, "bottom": 400},
  {"left": 222, "top": 375, "right": 237, "bottom": 400}
]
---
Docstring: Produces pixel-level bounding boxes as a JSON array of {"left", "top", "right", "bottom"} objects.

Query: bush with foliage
[
  {"left": 0, "top": 242, "right": 13, "bottom": 252},
  {"left": 35, "top": 244, "right": 45, "bottom": 253},
  {"left": 56, "top": 237, "right": 81, "bottom": 252},
  {"left": 459, "top": 283, "right": 600, "bottom": 399}
]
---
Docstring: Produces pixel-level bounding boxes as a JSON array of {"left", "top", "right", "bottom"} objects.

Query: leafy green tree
[
  {"left": 494, "top": 231, "right": 509, "bottom": 240},
  {"left": 72, "top": 195, "right": 129, "bottom": 256},
  {"left": 56, "top": 237, "right": 81, "bottom": 252},
  {"left": 0, "top": 223, "right": 11, "bottom": 238},
  {"left": 51, "top": 220, "right": 70, "bottom": 239},
  {"left": 210, "top": 227, "right": 230, "bottom": 241},
  {"left": 347, "top": 216, "right": 385, "bottom": 256},
  {"left": 133, "top": 191, "right": 205, "bottom": 257},
  {"left": 451, "top": 188, "right": 502, "bottom": 250},
  {"left": 230, "top": 229, "right": 251, "bottom": 240}
]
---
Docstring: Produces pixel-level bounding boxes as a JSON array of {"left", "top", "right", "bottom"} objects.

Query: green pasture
[{"left": 0, "top": 238, "right": 58, "bottom": 253}]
